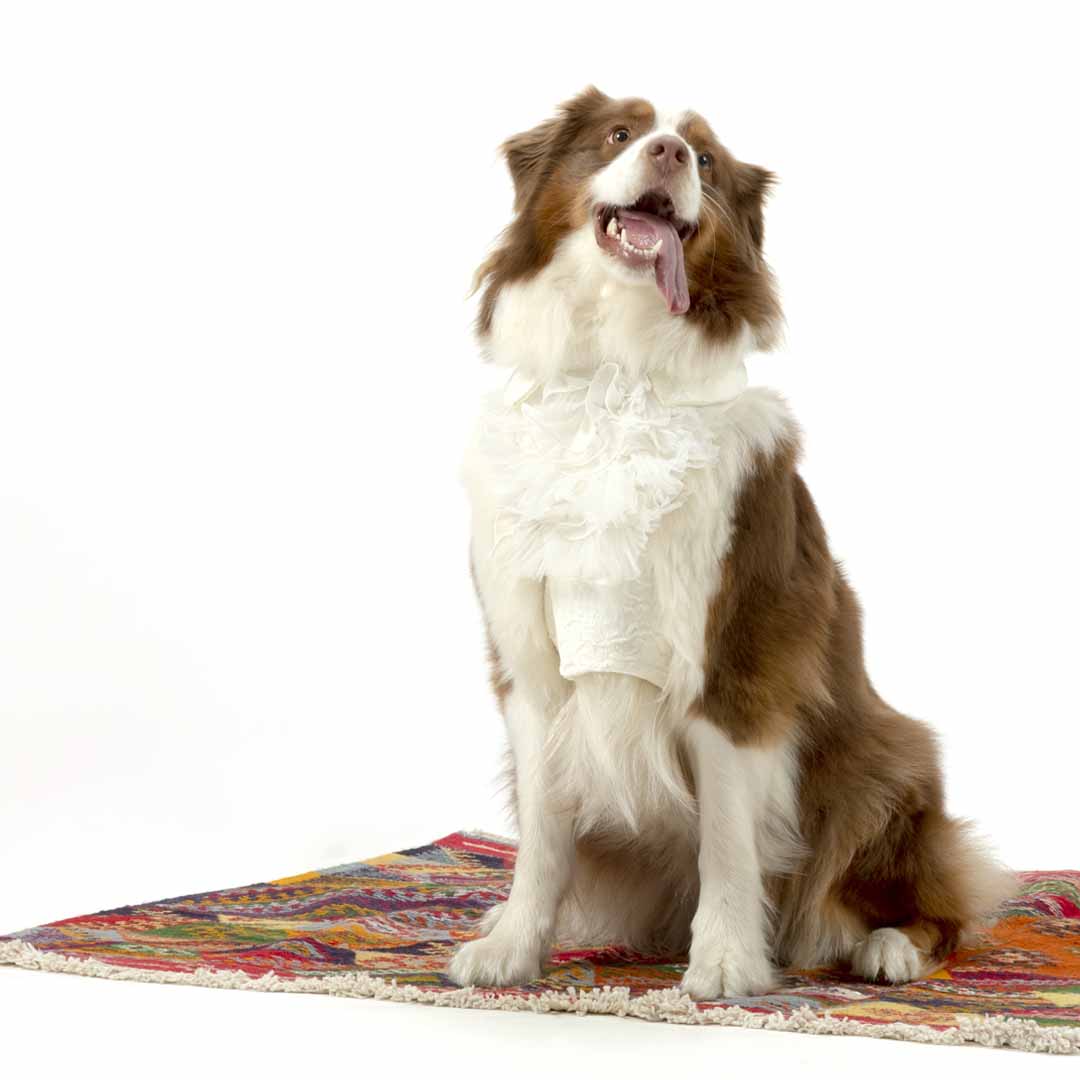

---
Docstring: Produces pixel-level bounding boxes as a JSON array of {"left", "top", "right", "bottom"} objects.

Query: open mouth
[{"left": 593, "top": 191, "right": 697, "bottom": 315}]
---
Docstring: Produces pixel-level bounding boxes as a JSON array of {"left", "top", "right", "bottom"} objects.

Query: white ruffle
[
  {"left": 473, "top": 362, "right": 745, "bottom": 689},
  {"left": 479, "top": 363, "right": 725, "bottom": 583}
]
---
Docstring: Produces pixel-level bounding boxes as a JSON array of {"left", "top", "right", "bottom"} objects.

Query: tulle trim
[{"left": 478, "top": 363, "right": 730, "bottom": 582}]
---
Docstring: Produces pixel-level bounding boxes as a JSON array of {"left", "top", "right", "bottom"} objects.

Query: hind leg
[
  {"left": 850, "top": 923, "right": 939, "bottom": 983},
  {"left": 841, "top": 812, "right": 1014, "bottom": 984}
]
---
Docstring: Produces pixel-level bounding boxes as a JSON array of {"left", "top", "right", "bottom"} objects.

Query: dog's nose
[{"left": 645, "top": 135, "right": 689, "bottom": 173}]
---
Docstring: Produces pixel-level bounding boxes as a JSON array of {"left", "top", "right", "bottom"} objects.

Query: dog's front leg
[
  {"left": 448, "top": 680, "right": 574, "bottom": 986},
  {"left": 679, "top": 717, "right": 777, "bottom": 999}
]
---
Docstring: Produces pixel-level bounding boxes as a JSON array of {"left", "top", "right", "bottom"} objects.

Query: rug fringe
[{"left": 1, "top": 938, "right": 1077, "bottom": 1054}]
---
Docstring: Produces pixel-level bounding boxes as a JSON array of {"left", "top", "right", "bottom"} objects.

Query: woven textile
[{"left": 2, "top": 831, "right": 1079, "bottom": 1053}]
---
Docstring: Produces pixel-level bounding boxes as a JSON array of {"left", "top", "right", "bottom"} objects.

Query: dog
[{"left": 453, "top": 87, "right": 1014, "bottom": 998}]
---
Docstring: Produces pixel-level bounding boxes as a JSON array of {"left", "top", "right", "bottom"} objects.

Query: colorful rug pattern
[{"left": 2, "top": 831, "right": 1079, "bottom": 1053}]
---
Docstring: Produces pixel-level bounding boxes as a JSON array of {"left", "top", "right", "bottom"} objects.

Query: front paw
[
  {"left": 447, "top": 931, "right": 542, "bottom": 988},
  {"left": 679, "top": 948, "right": 777, "bottom": 1000}
]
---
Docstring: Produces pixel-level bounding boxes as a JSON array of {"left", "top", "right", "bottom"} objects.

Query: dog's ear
[
  {"left": 501, "top": 86, "right": 610, "bottom": 212},
  {"left": 733, "top": 162, "right": 776, "bottom": 257},
  {"left": 501, "top": 119, "right": 562, "bottom": 212}
]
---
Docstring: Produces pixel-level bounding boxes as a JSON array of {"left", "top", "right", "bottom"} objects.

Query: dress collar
[
  {"left": 501, "top": 360, "right": 748, "bottom": 411},
  {"left": 649, "top": 362, "right": 747, "bottom": 407}
]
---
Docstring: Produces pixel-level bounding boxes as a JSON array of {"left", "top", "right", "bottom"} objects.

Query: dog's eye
[
  {"left": 697, "top": 151, "right": 713, "bottom": 169},
  {"left": 609, "top": 127, "right": 631, "bottom": 144}
]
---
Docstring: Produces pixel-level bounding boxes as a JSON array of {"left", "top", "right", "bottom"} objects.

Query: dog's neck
[{"left": 483, "top": 226, "right": 753, "bottom": 394}]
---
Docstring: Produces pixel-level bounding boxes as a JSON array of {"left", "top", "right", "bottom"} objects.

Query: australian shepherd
[{"left": 452, "top": 87, "right": 1013, "bottom": 998}]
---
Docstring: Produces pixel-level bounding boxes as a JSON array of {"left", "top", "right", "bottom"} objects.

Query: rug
[{"left": 2, "top": 831, "right": 1079, "bottom": 1054}]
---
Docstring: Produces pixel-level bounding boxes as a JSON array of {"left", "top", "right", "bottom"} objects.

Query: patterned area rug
[{"left": 2, "top": 831, "right": 1079, "bottom": 1054}]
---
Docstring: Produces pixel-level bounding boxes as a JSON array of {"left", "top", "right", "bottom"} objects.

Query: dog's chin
[{"left": 594, "top": 243, "right": 663, "bottom": 290}]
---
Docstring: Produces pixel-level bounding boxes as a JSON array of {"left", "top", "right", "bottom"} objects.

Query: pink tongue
[{"left": 617, "top": 210, "right": 689, "bottom": 315}]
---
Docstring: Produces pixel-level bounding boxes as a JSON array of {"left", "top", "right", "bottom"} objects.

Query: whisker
[
  {"left": 700, "top": 186, "right": 736, "bottom": 232},
  {"left": 694, "top": 195, "right": 724, "bottom": 277}
]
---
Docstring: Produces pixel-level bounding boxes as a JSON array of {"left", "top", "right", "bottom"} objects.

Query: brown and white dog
[{"left": 453, "top": 87, "right": 1013, "bottom": 999}]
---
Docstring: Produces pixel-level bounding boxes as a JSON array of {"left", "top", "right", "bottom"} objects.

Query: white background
[{"left": 1, "top": 1, "right": 1077, "bottom": 1075}]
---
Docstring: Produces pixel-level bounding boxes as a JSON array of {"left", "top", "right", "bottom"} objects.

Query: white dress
[{"left": 473, "top": 361, "right": 745, "bottom": 690}]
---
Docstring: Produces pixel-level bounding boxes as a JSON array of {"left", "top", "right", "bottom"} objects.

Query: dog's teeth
[
  {"left": 606, "top": 217, "right": 618, "bottom": 237},
  {"left": 620, "top": 228, "right": 627, "bottom": 244},
  {"left": 652, "top": 237, "right": 663, "bottom": 252}
]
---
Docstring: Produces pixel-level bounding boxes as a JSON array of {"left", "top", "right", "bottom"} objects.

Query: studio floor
[{"left": 8, "top": 962, "right": 1079, "bottom": 1079}]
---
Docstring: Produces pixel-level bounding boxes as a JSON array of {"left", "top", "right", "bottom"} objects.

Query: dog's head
[{"left": 476, "top": 87, "right": 781, "bottom": 369}]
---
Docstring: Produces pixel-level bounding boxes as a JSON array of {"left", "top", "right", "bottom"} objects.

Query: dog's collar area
[
  {"left": 501, "top": 361, "right": 748, "bottom": 412},
  {"left": 650, "top": 364, "right": 747, "bottom": 407}
]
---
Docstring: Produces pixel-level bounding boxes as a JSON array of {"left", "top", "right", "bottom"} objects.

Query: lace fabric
[{"left": 476, "top": 362, "right": 740, "bottom": 689}]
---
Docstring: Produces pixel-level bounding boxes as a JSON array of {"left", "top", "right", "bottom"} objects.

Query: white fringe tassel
[{"left": 3, "top": 939, "right": 1078, "bottom": 1053}]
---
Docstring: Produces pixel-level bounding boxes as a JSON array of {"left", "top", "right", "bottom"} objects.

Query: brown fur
[
  {"left": 475, "top": 87, "right": 780, "bottom": 349},
  {"left": 697, "top": 437, "right": 834, "bottom": 746},
  {"left": 706, "top": 438, "right": 1013, "bottom": 972},
  {"left": 676, "top": 112, "right": 782, "bottom": 347}
]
